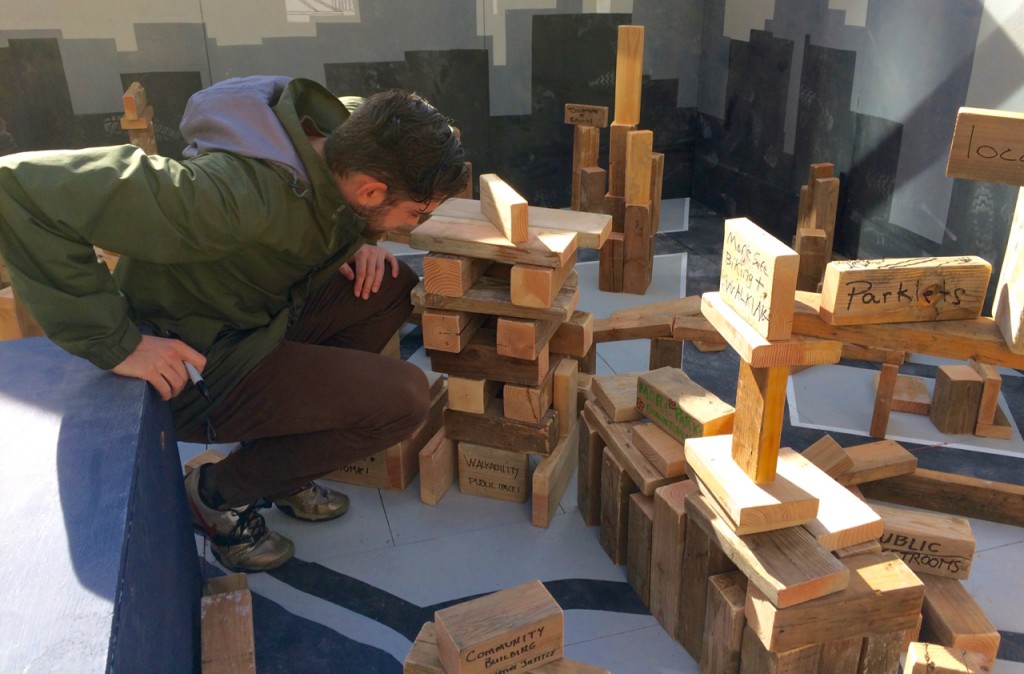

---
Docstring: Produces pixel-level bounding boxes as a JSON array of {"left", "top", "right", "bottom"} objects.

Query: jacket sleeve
[{"left": 0, "top": 144, "right": 282, "bottom": 369}]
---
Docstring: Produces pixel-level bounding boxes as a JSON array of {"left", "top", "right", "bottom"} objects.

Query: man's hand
[
  {"left": 339, "top": 244, "right": 399, "bottom": 299},
  {"left": 111, "top": 334, "right": 207, "bottom": 401}
]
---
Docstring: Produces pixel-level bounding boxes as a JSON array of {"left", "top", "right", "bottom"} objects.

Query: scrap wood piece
[
  {"left": 626, "top": 492, "right": 655, "bottom": 606},
  {"left": 702, "top": 292, "right": 843, "bottom": 368},
  {"left": 874, "top": 372, "right": 932, "bottom": 415},
  {"left": 548, "top": 310, "right": 593, "bottom": 358},
  {"left": 564, "top": 103, "right": 609, "bottom": 128},
  {"left": 919, "top": 574, "right": 1000, "bottom": 666},
  {"left": 636, "top": 366, "right": 735, "bottom": 446},
  {"left": 684, "top": 436, "right": 819, "bottom": 535},
  {"left": 685, "top": 491, "right": 849, "bottom": 610},
  {"left": 591, "top": 372, "right": 644, "bottom": 422},
  {"left": 649, "top": 480, "right": 700, "bottom": 636},
  {"left": 582, "top": 400, "right": 678, "bottom": 496},
  {"left": 799, "top": 434, "right": 852, "bottom": 478},
  {"left": 422, "top": 253, "right": 494, "bottom": 298},
  {"left": 904, "top": 642, "right": 993, "bottom": 674},
  {"left": 870, "top": 361, "right": 901, "bottom": 438},
  {"left": 419, "top": 428, "right": 456, "bottom": 506},
  {"left": 479, "top": 173, "right": 529, "bottom": 244},
  {"left": 458, "top": 442, "right": 531, "bottom": 503},
  {"left": 202, "top": 574, "right": 256, "bottom": 674},
  {"left": 510, "top": 251, "right": 577, "bottom": 309},
  {"left": 532, "top": 419, "right": 580, "bottom": 527},
  {"left": 411, "top": 276, "right": 578, "bottom": 323},
  {"left": 793, "top": 290, "right": 1024, "bottom": 369},
  {"left": 835, "top": 439, "right": 917, "bottom": 486},
  {"left": 600, "top": 446, "right": 636, "bottom": 565},
  {"left": 930, "top": 364, "right": 985, "bottom": 435},
  {"left": 431, "top": 197, "right": 611, "bottom": 249},
  {"left": 121, "top": 81, "right": 147, "bottom": 119},
  {"left": 444, "top": 397, "right": 558, "bottom": 456},
  {"left": 612, "top": 25, "right": 645, "bottom": 126},
  {"left": 410, "top": 212, "right": 577, "bottom": 268},
  {"left": 858, "top": 467, "right": 1024, "bottom": 527},
  {"left": 872, "top": 502, "right": 975, "bottom": 580},
  {"left": 744, "top": 552, "right": 924, "bottom": 653}
]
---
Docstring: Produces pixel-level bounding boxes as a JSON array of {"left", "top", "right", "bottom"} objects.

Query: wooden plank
[
  {"left": 799, "top": 434, "right": 852, "bottom": 479},
  {"left": 201, "top": 585, "right": 257, "bottom": 674},
  {"left": 624, "top": 131, "right": 653, "bottom": 205},
  {"left": 608, "top": 124, "right": 635, "bottom": 199},
  {"left": 832, "top": 538, "right": 883, "bottom": 559},
  {"left": 975, "top": 404, "right": 1013, "bottom": 439},
  {"left": 600, "top": 447, "right": 637, "bottom": 565},
  {"left": 685, "top": 435, "right": 819, "bottom": 535},
  {"left": 919, "top": 575, "right": 1000, "bottom": 666},
  {"left": 579, "top": 167, "right": 608, "bottom": 216},
  {"left": 459, "top": 442, "right": 531, "bottom": 503},
  {"left": 622, "top": 201, "right": 653, "bottom": 295},
  {"left": 671, "top": 315, "right": 727, "bottom": 348},
  {"left": 968, "top": 359, "right": 1002, "bottom": 426},
  {"left": 571, "top": 125, "right": 601, "bottom": 211},
  {"left": 532, "top": 420, "right": 580, "bottom": 528},
  {"left": 649, "top": 152, "right": 664, "bottom": 234},
  {"left": 447, "top": 376, "right": 499, "bottom": 414},
  {"left": 636, "top": 366, "right": 735, "bottom": 445},
  {"left": 792, "top": 291, "right": 1024, "bottom": 369},
  {"left": 720, "top": 218, "right": 800, "bottom": 341},
  {"left": 869, "top": 361, "right": 899, "bottom": 438},
  {"left": 700, "top": 572, "right": 747, "bottom": 674},
  {"left": 993, "top": 187, "right": 1024, "bottom": 354},
  {"left": 732, "top": 362, "right": 788, "bottom": 484},
  {"left": 598, "top": 231, "right": 623, "bottom": 292},
  {"left": 423, "top": 253, "right": 493, "bottom": 297},
  {"left": 413, "top": 276, "right": 578, "bottom": 323},
  {"left": 904, "top": 642, "right": 993, "bottom": 674},
  {"left": 739, "top": 627, "right": 822, "bottom": 674},
  {"left": 444, "top": 400, "right": 558, "bottom": 456},
  {"left": 552, "top": 357, "right": 579, "bottom": 437},
  {"left": 434, "top": 580, "right": 563, "bottom": 674},
  {"left": 405, "top": 622, "right": 447, "bottom": 674},
  {"left": 632, "top": 422, "right": 686, "bottom": 477},
  {"left": 679, "top": 507, "right": 736, "bottom": 659},
  {"left": 421, "top": 309, "right": 486, "bottom": 353},
  {"left": 856, "top": 630, "right": 904, "bottom": 674},
  {"left": 121, "top": 81, "right": 147, "bottom": 119},
  {"left": 503, "top": 363, "right": 555, "bottom": 423},
  {"left": 564, "top": 103, "right": 609, "bottom": 128},
  {"left": 874, "top": 373, "right": 932, "bottom": 415},
  {"left": 744, "top": 552, "right": 925, "bottom": 653},
  {"left": 810, "top": 176, "right": 840, "bottom": 257},
  {"left": 583, "top": 400, "right": 678, "bottom": 496},
  {"left": 496, "top": 317, "right": 561, "bottom": 361},
  {"left": 549, "top": 310, "right": 593, "bottom": 358},
  {"left": 626, "top": 492, "right": 655, "bottom": 606},
  {"left": 795, "top": 228, "right": 829, "bottom": 292},
  {"left": 410, "top": 214, "right": 576, "bottom": 269},
  {"left": 419, "top": 428, "right": 457, "bottom": 506},
  {"left": 685, "top": 491, "right": 849, "bottom": 610},
  {"left": 649, "top": 480, "right": 700, "bottom": 636},
  {"left": 510, "top": 253, "right": 577, "bottom": 309},
  {"left": 429, "top": 328, "right": 549, "bottom": 386},
  {"left": 836, "top": 439, "right": 917, "bottom": 486},
  {"left": 859, "top": 467, "right": 1024, "bottom": 527},
  {"left": 578, "top": 415, "right": 605, "bottom": 526},
  {"left": 873, "top": 503, "right": 975, "bottom": 580},
  {"left": 819, "top": 256, "right": 991, "bottom": 325},
  {"left": 613, "top": 25, "right": 645, "bottom": 126},
  {"left": 431, "top": 197, "right": 610, "bottom": 249},
  {"left": 946, "top": 106, "right": 1024, "bottom": 185},
  {"left": 479, "top": 173, "right": 529, "bottom": 244},
  {"left": 594, "top": 312, "right": 673, "bottom": 342},
  {"left": 930, "top": 364, "right": 985, "bottom": 434},
  {"left": 648, "top": 338, "right": 683, "bottom": 370},
  {"left": 816, "top": 636, "right": 863, "bottom": 674},
  {"left": 702, "top": 292, "right": 843, "bottom": 368},
  {"left": 592, "top": 372, "right": 644, "bottom": 422}
]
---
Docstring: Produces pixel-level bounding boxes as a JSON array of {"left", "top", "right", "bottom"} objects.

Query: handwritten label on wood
[
  {"left": 719, "top": 218, "right": 799, "bottom": 341},
  {"left": 947, "top": 107, "right": 1024, "bottom": 186},
  {"left": 635, "top": 367, "right": 734, "bottom": 445},
  {"left": 564, "top": 103, "right": 609, "bottom": 128},
  {"left": 819, "top": 256, "right": 991, "bottom": 325},
  {"left": 458, "top": 442, "right": 530, "bottom": 503},
  {"left": 873, "top": 504, "right": 975, "bottom": 580}
]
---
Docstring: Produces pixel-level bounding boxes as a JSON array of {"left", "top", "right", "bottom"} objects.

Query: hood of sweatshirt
[{"left": 180, "top": 75, "right": 310, "bottom": 182}]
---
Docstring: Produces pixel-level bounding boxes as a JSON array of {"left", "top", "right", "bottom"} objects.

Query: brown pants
[{"left": 190, "top": 261, "right": 429, "bottom": 505}]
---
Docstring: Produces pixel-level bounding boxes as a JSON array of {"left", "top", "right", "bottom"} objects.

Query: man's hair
[{"left": 324, "top": 89, "right": 468, "bottom": 203}]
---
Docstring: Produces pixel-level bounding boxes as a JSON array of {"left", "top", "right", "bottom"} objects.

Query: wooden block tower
[
  {"left": 565, "top": 25, "right": 664, "bottom": 296},
  {"left": 406, "top": 180, "right": 611, "bottom": 525},
  {"left": 793, "top": 163, "right": 839, "bottom": 292}
]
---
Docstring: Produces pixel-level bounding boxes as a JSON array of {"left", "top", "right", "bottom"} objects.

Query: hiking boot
[
  {"left": 184, "top": 468, "right": 294, "bottom": 572},
  {"left": 273, "top": 482, "right": 350, "bottom": 521}
]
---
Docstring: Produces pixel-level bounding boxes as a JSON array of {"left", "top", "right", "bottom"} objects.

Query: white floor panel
[
  {"left": 563, "top": 623, "right": 698, "bottom": 674},
  {"left": 788, "top": 364, "right": 1024, "bottom": 457}
]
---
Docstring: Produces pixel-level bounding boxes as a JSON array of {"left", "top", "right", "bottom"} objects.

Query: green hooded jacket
[{"left": 0, "top": 78, "right": 367, "bottom": 435}]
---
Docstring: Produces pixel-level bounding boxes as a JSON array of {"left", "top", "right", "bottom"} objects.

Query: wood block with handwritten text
[
  {"left": 946, "top": 107, "right": 1024, "bottom": 186},
  {"left": 719, "top": 219, "right": 799, "bottom": 341}
]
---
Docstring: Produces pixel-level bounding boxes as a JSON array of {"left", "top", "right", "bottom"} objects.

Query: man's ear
[{"left": 352, "top": 176, "right": 389, "bottom": 208}]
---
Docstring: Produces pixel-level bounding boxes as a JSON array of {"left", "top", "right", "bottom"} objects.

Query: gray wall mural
[{"left": 2, "top": 0, "right": 1023, "bottom": 301}]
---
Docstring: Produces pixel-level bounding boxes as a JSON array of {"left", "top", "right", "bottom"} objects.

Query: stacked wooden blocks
[
  {"left": 121, "top": 81, "right": 157, "bottom": 155},
  {"left": 792, "top": 163, "right": 839, "bottom": 292},
  {"left": 403, "top": 580, "right": 608, "bottom": 673},
  {"left": 565, "top": 24, "right": 664, "bottom": 295},
  {"left": 409, "top": 178, "right": 611, "bottom": 526}
]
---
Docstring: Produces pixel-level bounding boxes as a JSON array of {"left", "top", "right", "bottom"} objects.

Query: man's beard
[{"left": 350, "top": 200, "right": 394, "bottom": 233}]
